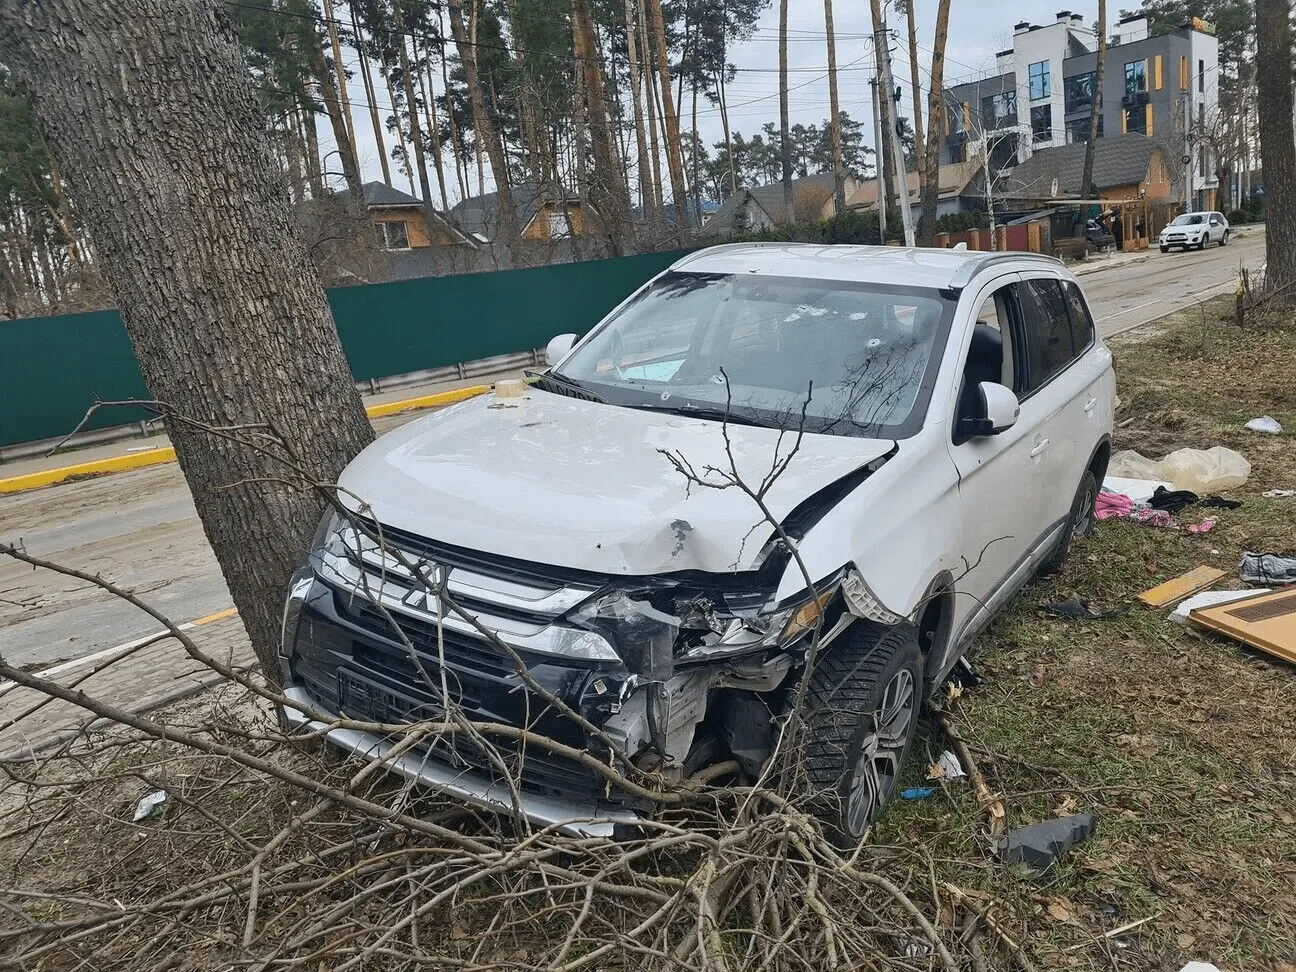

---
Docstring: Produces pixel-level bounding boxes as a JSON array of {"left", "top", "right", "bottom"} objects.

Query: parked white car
[
  {"left": 1159, "top": 211, "right": 1230, "bottom": 252},
  {"left": 280, "top": 244, "right": 1115, "bottom": 841}
]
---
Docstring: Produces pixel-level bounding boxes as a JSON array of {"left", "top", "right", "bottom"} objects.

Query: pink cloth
[
  {"left": 1096, "top": 491, "right": 1135, "bottom": 520},
  {"left": 1187, "top": 517, "right": 1218, "bottom": 534}
]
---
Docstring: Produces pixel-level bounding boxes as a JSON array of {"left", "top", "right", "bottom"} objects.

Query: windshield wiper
[
  {"left": 625, "top": 401, "right": 776, "bottom": 428},
  {"left": 525, "top": 370, "right": 607, "bottom": 404}
]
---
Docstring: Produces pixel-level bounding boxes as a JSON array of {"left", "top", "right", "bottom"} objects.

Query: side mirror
[
  {"left": 962, "top": 382, "right": 1020, "bottom": 437},
  {"left": 545, "top": 333, "right": 578, "bottom": 367}
]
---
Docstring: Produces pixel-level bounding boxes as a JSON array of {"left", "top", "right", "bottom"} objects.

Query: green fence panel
[
  {"left": 0, "top": 309, "right": 153, "bottom": 449},
  {"left": 0, "top": 248, "right": 690, "bottom": 449}
]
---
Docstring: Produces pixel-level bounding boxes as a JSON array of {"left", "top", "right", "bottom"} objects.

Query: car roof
[{"left": 670, "top": 242, "right": 1063, "bottom": 289}]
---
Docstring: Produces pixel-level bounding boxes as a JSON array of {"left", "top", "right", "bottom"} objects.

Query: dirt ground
[{"left": 1, "top": 294, "right": 1294, "bottom": 970}]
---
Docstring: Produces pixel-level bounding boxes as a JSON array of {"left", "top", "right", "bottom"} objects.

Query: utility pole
[
  {"left": 1183, "top": 95, "right": 1193, "bottom": 212},
  {"left": 870, "top": 0, "right": 916, "bottom": 246},
  {"left": 870, "top": 76, "right": 888, "bottom": 243}
]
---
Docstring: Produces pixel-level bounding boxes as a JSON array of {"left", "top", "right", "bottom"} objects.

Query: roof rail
[{"left": 947, "top": 251, "right": 1062, "bottom": 289}]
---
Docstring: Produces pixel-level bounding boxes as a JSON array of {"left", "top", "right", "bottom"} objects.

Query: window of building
[
  {"left": 1029, "top": 60, "right": 1050, "bottom": 101},
  {"left": 1200, "top": 147, "right": 1209, "bottom": 178},
  {"left": 1153, "top": 54, "right": 1163, "bottom": 90},
  {"left": 1123, "top": 106, "right": 1146, "bottom": 135},
  {"left": 378, "top": 220, "right": 410, "bottom": 250},
  {"left": 1198, "top": 59, "right": 1205, "bottom": 92},
  {"left": 981, "top": 90, "right": 1017, "bottom": 128},
  {"left": 1031, "top": 104, "right": 1053, "bottom": 141},
  {"left": 1179, "top": 56, "right": 1189, "bottom": 91},
  {"left": 1064, "top": 73, "right": 1094, "bottom": 114},
  {"left": 547, "top": 211, "right": 572, "bottom": 239},
  {"left": 1198, "top": 102, "right": 1206, "bottom": 129},
  {"left": 1124, "top": 59, "right": 1148, "bottom": 96}
]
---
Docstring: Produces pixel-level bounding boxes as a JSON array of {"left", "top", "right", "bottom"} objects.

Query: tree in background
[
  {"left": 1254, "top": 0, "right": 1296, "bottom": 296},
  {"left": 897, "top": 0, "right": 925, "bottom": 197},
  {"left": 777, "top": 0, "right": 794, "bottom": 222},
  {"left": 822, "top": 0, "right": 847, "bottom": 213},
  {"left": 0, "top": 0, "right": 375, "bottom": 680},
  {"left": 917, "top": 0, "right": 950, "bottom": 244},
  {"left": 1080, "top": 0, "right": 1106, "bottom": 203}
]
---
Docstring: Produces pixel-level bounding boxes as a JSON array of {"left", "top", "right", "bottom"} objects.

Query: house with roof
[
  {"left": 449, "top": 184, "right": 603, "bottom": 244},
  {"left": 996, "top": 133, "right": 1175, "bottom": 205},
  {"left": 356, "top": 182, "right": 474, "bottom": 250},
  {"left": 845, "top": 160, "right": 985, "bottom": 218},
  {"left": 699, "top": 173, "right": 861, "bottom": 236}
]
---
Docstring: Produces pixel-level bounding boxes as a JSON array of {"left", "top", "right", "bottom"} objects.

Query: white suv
[
  {"left": 280, "top": 244, "right": 1115, "bottom": 841},
  {"left": 1159, "top": 211, "right": 1230, "bottom": 251}
]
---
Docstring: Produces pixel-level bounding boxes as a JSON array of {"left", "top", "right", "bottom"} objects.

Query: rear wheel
[
  {"left": 803, "top": 623, "right": 922, "bottom": 847},
  {"left": 1040, "top": 469, "right": 1098, "bottom": 576},
  {"left": 1220, "top": 229, "right": 1230, "bottom": 247}
]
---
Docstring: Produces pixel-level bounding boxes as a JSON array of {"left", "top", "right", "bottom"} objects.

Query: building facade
[{"left": 942, "top": 10, "right": 1219, "bottom": 209}]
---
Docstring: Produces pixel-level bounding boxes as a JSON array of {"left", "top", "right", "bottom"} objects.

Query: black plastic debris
[
  {"left": 950, "top": 655, "right": 984, "bottom": 688},
  {"left": 1199, "top": 496, "right": 1243, "bottom": 510},
  {"left": 1149, "top": 486, "right": 1199, "bottom": 513},
  {"left": 1039, "top": 597, "right": 1130, "bottom": 620},
  {"left": 996, "top": 812, "right": 1099, "bottom": 872}
]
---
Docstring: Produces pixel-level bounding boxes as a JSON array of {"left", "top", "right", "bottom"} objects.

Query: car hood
[{"left": 338, "top": 390, "right": 894, "bottom": 576}]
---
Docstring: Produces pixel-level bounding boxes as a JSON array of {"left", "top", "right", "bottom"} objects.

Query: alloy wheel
[{"left": 844, "top": 668, "right": 916, "bottom": 837}]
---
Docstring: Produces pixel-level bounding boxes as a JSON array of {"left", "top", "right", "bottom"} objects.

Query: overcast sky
[{"left": 323, "top": 0, "right": 1125, "bottom": 205}]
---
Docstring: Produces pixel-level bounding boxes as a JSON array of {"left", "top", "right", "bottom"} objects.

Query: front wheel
[
  {"left": 803, "top": 623, "right": 923, "bottom": 847},
  {"left": 1160, "top": 245, "right": 1169, "bottom": 253}
]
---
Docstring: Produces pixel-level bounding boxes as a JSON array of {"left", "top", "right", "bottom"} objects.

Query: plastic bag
[
  {"left": 1108, "top": 447, "right": 1250, "bottom": 494},
  {"left": 1245, "top": 415, "right": 1283, "bottom": 435}
]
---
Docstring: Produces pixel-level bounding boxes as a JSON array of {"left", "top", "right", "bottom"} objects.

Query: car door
[{"left": 945, "top": 275, "right": 1054, "bottom": 644}]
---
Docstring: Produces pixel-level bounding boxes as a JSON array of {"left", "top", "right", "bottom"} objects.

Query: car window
[
  {"left": 556, "top": 272, "right": 957, "bottom": 438},
  {"left": 1016, "top": 278, "right": 1075, "bottom": 392},
  {"left": 1062, "top": 281, "right": 1095, "bottom": 353}
]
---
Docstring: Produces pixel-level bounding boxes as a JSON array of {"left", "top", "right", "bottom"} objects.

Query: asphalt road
[{"left": 0, "top": 231, "right": 1266, "bottom": 671}]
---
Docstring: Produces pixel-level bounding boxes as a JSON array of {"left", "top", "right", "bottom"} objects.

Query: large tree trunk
[
  {"left": 381, "top": 58, "right": 418, "bottom": 196},
  {"left": 1257, "top": 0, "right": 1296, "bottom": 296},
  {"left": 352, "top": 6, "right": 393, "bottom": 187},
  {"left": 0, "top": 0, "right": 375, "bottom": 682},
  {"left": 395, "top": 8, "right": 436, "bottom": 210},
  {"left": 638, "top": 0, "right": 665, "bottom": 223},
  {"left": 917, "top": 0, "right": 951, "bottom": 244},
  {"left": 417, "top": 52, "right": 451, "bottom": 212},
  {"left": 778, "top": 0, "right": 794, "bottom": 222},
  {"left": 624, "top": 0, "right": 655, "bottom": 220},
  {"left": 823, "top": 0, "right": 846, "bottom": 213},
  {"left": 320, "top": 0, "right": 356, "bottom": 174},
  {"left": 300, "top": 102, "right": 326, "bottom": 198},
  {"left": 903, "top": 0, "right": 925, "bottom": 194},
  {"left": 573, "top": 0, "right": 631, "bottom": 254},
  {"left": 447, "top": 0, "right": 518, "bottom": 242},
  {"left": 646, "top": 0, "right": 689, "bottom": 230},
  {"left": 283, "top": 110, "right": 306, "bottom": 203},
  {"left": 1080, "top": 0, "right": 1106, "bottom": 203}
]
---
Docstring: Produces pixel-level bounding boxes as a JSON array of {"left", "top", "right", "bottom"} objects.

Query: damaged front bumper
[{"left": 279, "top": 515, "right": 870, "bottom": 834}]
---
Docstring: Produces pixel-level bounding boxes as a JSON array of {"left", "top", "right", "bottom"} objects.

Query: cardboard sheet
[
  {"left": 1190, "top": 588, "right": 1296, "bottom": 664},
  {"left": 1139, "top": 566, "right": 1227, "bottom": 608}
]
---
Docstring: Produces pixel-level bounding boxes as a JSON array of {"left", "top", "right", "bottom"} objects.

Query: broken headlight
[{"left": 568, "top": 577, "right": 840, "bottom": 667}]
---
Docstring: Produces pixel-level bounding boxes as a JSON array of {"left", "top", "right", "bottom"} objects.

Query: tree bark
[
  {"left": 1256, "top": 0, "right": 1296, "bottom": 296},
  {"left": 447, "top": 0, "right": 518, "bottom": 242},
  {"left": 320, "top": 0, "right": 356, "bottom": 169},
  {"left": 352, "top": 6, "right": 393, "bottom": 187},
  {"left": 638, "top": 0, "right": 665, "bottom": 223},
  {"left": 646, "top": 0, "right": 689, "bottom": 229},
  {"left": 301, "top": 102, "right": 326, "bottom": 198},
  {"left": 284, "top": 111, "right": 306, "bottom": 203},
  {"left": 0, "top": 0, "right": 375, "bottom": 682},
  {"left": 917, "top": 0, "right": 951, "bottom": 244},
  {"left": 417, "top": 51, "right": 451, "bottom": 212},
  {"left": 903, "top": 0, "right": 925, "bottom": 192},
  {"left": 779, "top": 0, "right": 794, "bottom": 222},
  {"left": 823, "top": 0, "right": 846, "bottom": 213},
  {"left": 1080, "top": 0, "right": 1106, "bottom": 203}
]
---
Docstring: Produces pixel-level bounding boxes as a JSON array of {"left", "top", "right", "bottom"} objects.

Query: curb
[{"left": 0, "top": 384, "right": 492, "bottom": 496}]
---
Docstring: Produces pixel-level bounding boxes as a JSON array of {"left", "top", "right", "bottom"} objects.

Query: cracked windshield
[{"left": 556, "top": 271, "right": 953, "bottom": 435}]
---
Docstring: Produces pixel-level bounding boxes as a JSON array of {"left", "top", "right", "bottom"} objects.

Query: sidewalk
[{"left": 0, "top": 365, "right": 529, "bottom": 493}]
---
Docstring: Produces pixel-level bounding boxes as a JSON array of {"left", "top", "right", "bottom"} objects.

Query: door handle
[
  {"left": 1029, "top": 438, "right": 1050, "bottom": 458},
  {"left": 1083, "top": 397, "right": 1097, "bottom": 413}
]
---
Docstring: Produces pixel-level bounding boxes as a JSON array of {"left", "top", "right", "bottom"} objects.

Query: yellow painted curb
[
  {"left": 0, "top": 446, "right": 177, "bottom": 495},
  {"left": 192, "top": 606, "right": 239, "bottom": 626},
  {"left": 0, "top": 383, "right": 495, "bottom": 496},
  {"left": 364, "top": 383, "right": 488, "bottom": 418}
]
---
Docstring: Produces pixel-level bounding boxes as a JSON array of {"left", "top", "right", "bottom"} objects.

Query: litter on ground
[
  {"left": 996, "top": 812, "right": 1099, "bottom": 874},
  {"left": 1108, "top": 447, "right": 1250, "bottom": 494},
  {"left": 1138, "top": 566, "right": 1227, "bottom": 608},
  {"left": 1190, "top": 588, "right": 1296, "bottom": 665},
  {"left": 1170, "top": 589, "right": 1270, "bottom": 623},
  {"left": 1245, "top": 415, "right": 1283, "bottom": 435},
  {"left": 1239, "top": 552, "right": 1296, "bottom": 585},
  {"left": 132, "top": 789, "right": 169, "bottom": 822}
]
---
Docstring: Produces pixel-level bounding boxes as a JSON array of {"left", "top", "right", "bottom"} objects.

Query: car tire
[
  {"left": 1160, "top": 245, "right": 1169, "bottom": 253},
  {"left": 1220, "top": 229, "right": 1229, "bottom": 247},
  {"left": 802, "top": 622, "right": 923, "bottom": 847},
  {"left": 1040, "top": 469, "right": 1098, "bottom": 576}
]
